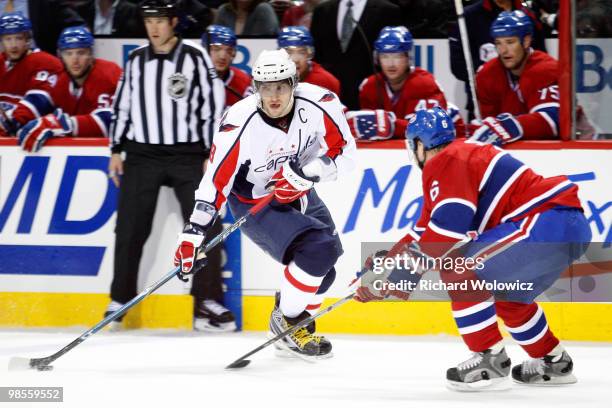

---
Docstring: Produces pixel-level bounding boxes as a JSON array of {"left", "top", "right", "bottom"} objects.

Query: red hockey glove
[
  {"left": 469, "top": 113, "right": 523, "bottom": 146},
  {"left": 174, "top": 223, "right": 208, "bottom": 279},
  {"left": 266, "top": 158, "right": 319, "bottom": 204},
  {"left": 17, "top": 109, "right": 73, "bottom": 152}
]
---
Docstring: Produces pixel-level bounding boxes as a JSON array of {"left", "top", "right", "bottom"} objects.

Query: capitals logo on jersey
[
  {"left": 219, "top": 122, "right": 239, "bottom": 132},
  {"left": 319, "top": 92, "right": 336, "bottom": 103}
]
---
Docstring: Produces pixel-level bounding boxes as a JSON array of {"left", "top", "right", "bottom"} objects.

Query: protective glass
[
  {"left": 209, "top": 44, "right": 235, "bottom": 58},
  {"left": 378, "top": 53, "right": 408, "bottom": 65},
  {"left": 284, "top": 47, "right": 310, "bottom": 62},
  {"left": 256, "top": 81, "right": 293, "bottom": 97}
]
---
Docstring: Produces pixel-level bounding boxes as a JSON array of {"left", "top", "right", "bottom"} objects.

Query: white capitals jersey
[{"left": 195, "top": 82, "right": 356, "bottom": 210}]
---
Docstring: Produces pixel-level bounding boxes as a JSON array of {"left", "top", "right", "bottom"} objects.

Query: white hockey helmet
[{"left": 252, "top": 49, "right": 298, "bottom": 88}]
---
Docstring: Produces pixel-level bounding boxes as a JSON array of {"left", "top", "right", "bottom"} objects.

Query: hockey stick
[
  {"left": 454, "top": 0, "right": 482, "bottom": 121},
  {"left": 225, "top": 238, "right": 477, "bottom": 369},
  {"left": 8, "top": 193, "right": 275, "bottom": 372}
]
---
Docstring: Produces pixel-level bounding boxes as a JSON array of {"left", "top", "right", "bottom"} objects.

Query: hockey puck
[{"left": 36, "top": 365, "right": 53, "bottom": 371}]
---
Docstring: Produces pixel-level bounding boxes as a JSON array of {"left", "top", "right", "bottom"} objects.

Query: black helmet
[{"left": 140, "top": 0, "right": 177, "bottom": 18}]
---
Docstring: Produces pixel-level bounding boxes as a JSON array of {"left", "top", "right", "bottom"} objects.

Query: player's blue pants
[
  {"left": 464, "top": 206, "right": 591, "bottom": 303},
  {"left": 228, "top": 189, "right": 342, "bottom": 295}
]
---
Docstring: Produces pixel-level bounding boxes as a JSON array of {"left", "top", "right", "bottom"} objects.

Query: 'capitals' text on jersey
[{"left": 195, "top": 83, "right": 356, "bottom": 210}]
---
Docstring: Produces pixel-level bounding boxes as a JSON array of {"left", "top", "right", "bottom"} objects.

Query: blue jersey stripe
[
  {"left": 431, "top": 202, "right": 475, "bottom": 235},
  {"left": 474, "top": 154, "right": 525, "bottom": 230}
]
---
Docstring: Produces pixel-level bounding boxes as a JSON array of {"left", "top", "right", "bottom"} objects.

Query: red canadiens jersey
[
  {"left": 359, "top": 68, "right": 460, "bottom": 138},
  {"left": 12, "top": 58, "right": 122, "bottom": 137},
  {"left": 414, "top": 140, "right": 581, "bottom": 257},
  {"left": 303, "top": 61, "right": 341, "bottom": 96},
  {"left": 0, "top": 49, "right": 62, "bottom": 121},
  {"left": 224, "top": 66, "right": 253, "bottom": 107},
  {"left": 476, "top": 50, "right": 560, "bottom": 139}
]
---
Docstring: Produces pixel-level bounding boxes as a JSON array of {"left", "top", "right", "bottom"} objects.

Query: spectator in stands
[
  {"left": 269, "top": 0, "right": 292, "bottom": 24},
  {"left": 0, "top": 12, "right": 63, "bottom": 137},
  {"left": 175, "top": 0, "right": 213, "bottom": 38},
  {"left": 214, "top": 0, "right": 278, "bottom": 36},
  {"left": 203, "top": 25, "right": 252, "bottom": 108},
  {"left": 396, "top": 0, "right": 457, "bottom": 38},
  {"left": 14, "top": 27, "right": 122, "bottom": 152},
  {"left": 347, "top": 26, "right": 464, "bottom": 141},
  {"left": 0, "top": 0, "right": 84, "bottom": 54},
  {"left": 281, "top": 0, "right": 320, "bottom": 28},
  {"left": 74, "top": 0, "right": 146, "bottom": 37},
  {"left": 448, "top": 0, "right": 546, "bottom": 119},
  {"left": 277, "top": 25, "right": 340, "bottom": 95},
  {"left": 530, "top": 0, "right": 558, "bottom": 33},
  {"left": 310, "top": 0, "right": 402, "bottom": 110},
  {"left": 576, "top": 0, "right": 611, "bottom": 38}
]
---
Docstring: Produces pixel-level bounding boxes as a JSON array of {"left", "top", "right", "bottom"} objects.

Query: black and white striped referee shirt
[{"left": 110, "top": 38, "right": 225, "bottom": 153}]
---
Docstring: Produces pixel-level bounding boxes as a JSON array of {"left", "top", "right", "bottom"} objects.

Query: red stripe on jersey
[
  {"left": 213, "top": 139, "right": 241, "bottom": 209},
  {"left": 322, "top": 113, "right": 346, "bottom": 160},
  {"left": 284, "top": 266, "right": 319, "bottom": 293},
  {"left": 306, "top": 303, "right": 322, "bottom": 310}
]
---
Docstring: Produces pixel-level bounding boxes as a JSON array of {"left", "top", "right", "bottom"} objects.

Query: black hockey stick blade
[
  {"left": 8, "top": 357, "right": 53, "bottom": 371},
  {"left": 226, "top": 359, "right": 251, "bottom": 369},
  {"left": 225, "top": 293, "right": 354, "bottom": 370}
]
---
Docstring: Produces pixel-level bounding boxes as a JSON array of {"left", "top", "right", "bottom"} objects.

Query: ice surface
[{"left": 1, "top": 329, "right": 610, "bottom": 408}]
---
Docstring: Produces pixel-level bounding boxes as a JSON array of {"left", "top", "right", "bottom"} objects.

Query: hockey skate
[
  {"left": 269, "top": 300, "right": 332, "bottom": 361},
  {"left": 104, "top": 300, "right": 125, "bottom": 331},
  {"left": 446, "top": 347, "right": 512, "bottom": 391},
  {"left": 193, "top": 299, "right": 237, "bottom": 332},
  {"left": 270, "top": 293, "right": 332, "bottom": 360},
  {"left": 512, "top": 350, "right": 577, "bottom": 385}
]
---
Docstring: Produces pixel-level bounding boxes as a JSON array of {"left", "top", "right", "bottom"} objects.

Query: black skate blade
[{"left": 225, "top": 359, "right": 251, "bottom": 369}]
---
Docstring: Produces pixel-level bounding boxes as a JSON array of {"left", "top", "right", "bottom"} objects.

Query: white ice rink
[{"left": 1, "top": 329, "right": 611, "bottom": 408}]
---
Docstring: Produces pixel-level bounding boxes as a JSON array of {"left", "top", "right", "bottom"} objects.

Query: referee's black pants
[{"left": 110, "top": 150, "right": 223, "bottom": 304}]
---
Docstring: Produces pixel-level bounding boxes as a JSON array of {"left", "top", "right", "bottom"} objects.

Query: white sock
[
  {"left": 490, "top": 341, "right": 504, "bottom": 354},
  {"left": 305, "top": 293, "right": 324, "bottom": 315},
  {"left": 548, "top": 343, "right": 565, "bottom": 359},
  {"left": 280, "top": 262, "right": 323, "bottom": 318}
]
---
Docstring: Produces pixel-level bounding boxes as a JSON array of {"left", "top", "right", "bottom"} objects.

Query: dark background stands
[{"left": 311, "top": 0, "right": 402, "bottom": 110}]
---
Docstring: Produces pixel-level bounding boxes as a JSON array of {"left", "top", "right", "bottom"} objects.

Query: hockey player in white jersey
[{"left": 174, "top": 49, "right": 356, "bottom": 359}]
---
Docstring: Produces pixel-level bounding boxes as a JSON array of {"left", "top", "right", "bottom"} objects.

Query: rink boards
[{"left": 0, "top": 139, "right": 610, "bottom": 340}]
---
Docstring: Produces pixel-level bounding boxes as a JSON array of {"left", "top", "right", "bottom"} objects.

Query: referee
[{"left": 106, "top": 0, "right": 231, "bottom": 330}]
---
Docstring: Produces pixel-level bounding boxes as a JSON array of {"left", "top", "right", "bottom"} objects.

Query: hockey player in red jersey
[
  {"left": 356, "top": 107, "right": 591, "bottom": 390},
  {"left": 471, "top": 10, "right": 560, "bottom": 145},
  {"left": 15, "top": 26, "right": 122, "bottom": 152},
  {"left": 203, "top": 25, "right": 252, "bottom": 108},
  {"left": 174, "top": 49, "right": 355, "bottom": 359},
  {"left": 0, "top": 12, "right": 62, "bottom": 137},
  {"left": 348, "top": 26, "right": 465, "bottom": 141},
  {"left": 277, "top": 26, "right": 341, "bottom": 96}
]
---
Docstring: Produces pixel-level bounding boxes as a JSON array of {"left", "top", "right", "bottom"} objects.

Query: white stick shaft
[{"left": 454, "top": 0, "right": 482, "bottom": 120}]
